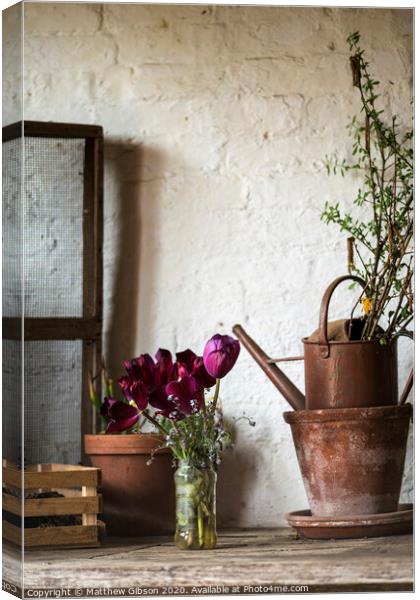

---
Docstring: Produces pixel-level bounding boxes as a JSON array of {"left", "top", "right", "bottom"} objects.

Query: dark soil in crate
[{"left": 3, "top": 489, "right": 82, "bottom": 528}]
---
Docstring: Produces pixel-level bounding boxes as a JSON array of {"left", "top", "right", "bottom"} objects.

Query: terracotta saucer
[{"left": 286, "top": 504, "right": 413, "bottom": 540}]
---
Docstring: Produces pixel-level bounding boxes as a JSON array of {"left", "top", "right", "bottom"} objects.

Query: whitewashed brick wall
[{"left": 5, "top": 3, "right": 413, "bottom": 526}]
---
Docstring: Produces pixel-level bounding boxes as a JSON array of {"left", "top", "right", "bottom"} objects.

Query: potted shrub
[
  {"left": 321, "top": 32, "right": 413, "bottom": 349},
  {"left": 284, "top": 32, "right": 413, "bottom": 521},
  {"left": 233, "top": 34, "right": 413, "bottom": 529}
]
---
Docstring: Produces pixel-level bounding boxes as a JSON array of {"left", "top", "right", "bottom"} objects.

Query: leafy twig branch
[{"left": 321, "top": 32, "right": 413, "bottom": 343}]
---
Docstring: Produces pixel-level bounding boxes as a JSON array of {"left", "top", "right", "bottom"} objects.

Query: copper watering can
[{"left": 233, "top": 275, "right": 413, "bottom": 411}]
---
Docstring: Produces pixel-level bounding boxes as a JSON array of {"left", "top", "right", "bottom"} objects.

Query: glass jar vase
[{"left": 174, "top": 461, "right": 217, "bottom": 550}]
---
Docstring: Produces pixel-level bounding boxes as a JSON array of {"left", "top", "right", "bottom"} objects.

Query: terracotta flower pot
[
  {"left": 84, "top": 434, "right": 175, "bottom": 536},
  {"left": 284, "top": 404, "right": 412, "bottom": 517}
]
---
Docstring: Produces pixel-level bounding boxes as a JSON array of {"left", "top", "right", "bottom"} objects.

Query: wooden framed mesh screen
[{"left": 2, "top": 121, "right": 103, "bottom": 464}]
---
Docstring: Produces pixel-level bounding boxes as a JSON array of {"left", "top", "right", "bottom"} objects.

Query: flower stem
[
  {"left": 172, "top": 420, "right": 187, "bottom": 461},
  {"left": 211, "top": 379, "right": 221, "bottom": 414},
  {"left": 142, "top": 410, "right": 169, "bottom": 436},
  {"left": 197, "top": 504, "right": 204, "bottom": 547}
]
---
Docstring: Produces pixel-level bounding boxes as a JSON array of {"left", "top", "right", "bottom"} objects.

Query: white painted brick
[
  {"left": 24, "top": 34, "right": 117, "bottom": 72},
  {"left": 113, "top": 21, "right": 228, "bottom": 66},
  {"left": 24, "top": 3, "right": 101, "bottom": 36},
  {"left": 92, "top": 65, "right": 138, "bottom": 105},
  {"left": 103, "top": 4, "right": 218, "bottom": 33},
  {"left": 2, "top": 4, "right": 22, "bottom": 125},
  {"left": 24, "top": 70, "right": 95, "bottom": 109}
]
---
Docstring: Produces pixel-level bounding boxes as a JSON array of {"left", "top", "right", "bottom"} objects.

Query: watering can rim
[
  {"left": 283, "top": 403, "right": 412, "bottom": 423},
  {"left": 301, "top": 336, "right": 397, "bottom": 347}
]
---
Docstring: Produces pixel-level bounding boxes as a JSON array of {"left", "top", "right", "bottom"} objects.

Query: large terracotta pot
[
  {"left": 84, "top": 434, "right": 175, "bottom": 536},
  {"left": 284, "top": 404, "right": 412, "bottom": 517}
]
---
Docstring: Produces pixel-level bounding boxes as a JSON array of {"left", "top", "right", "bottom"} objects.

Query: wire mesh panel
[
  {"left": 2, "top": 121, "right": 103, "bottom": 466},
  {"left": 2, "top": 340, "right": 22, "bottom": 463},
  {"left": 2, "top": 137, "right": 22, "bottom": 318},
  {"left": 24, "top": 137, "right": 85, "bottom": 318},
  {"left": 23, "top": 340, "right": 83, "bottom": 464},
  {"left": 2, "top": 136, "right": 23, "bottom": 466}
]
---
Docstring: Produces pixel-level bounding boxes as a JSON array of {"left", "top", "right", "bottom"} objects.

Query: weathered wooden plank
[
  {"left": 2, "top": 317, "right": 101, "bottom": 340},
  {"left": 25, "top": 463, "right": 99, "bottom": 473},
  {"left": 81, "top": 132, "right": 103, "bottom": 451},
  {"left": 93, "top": 133, "right": 104, "bottom": 436},
  {"left": 3, "top": 493, "right": 101, "bottom": 517},
  {"left": 2, "top": 523, "right": 22, "bottom": 547},
  {"left": 3, "top": 472, "right": 98, "bottom": 490},
  {"left": 31, "top": 470, "right": 98, "bottom": 489},
  {"left": 5, "top": 468, "right": 100, "bottom": 490},
  {"left": 2, "top": 464, "right": 22, "bottom": 488},
  {"left": 82, "top": 487, "right": 98, "bottom": 526},
  {"left": 2, "top": 543, "right": 23, "bottom": 595},
  {"left": 3, "top": 525, "right": 99, "bottom": 548},
  {"left": 3, "top": 529, "right": 412, "bottom": 592},
  {"left": 23, "top": 525, "right": 99, "bottom": 547},
  {"left": 2, "top": 494, "right": 21, "bottom": 515},
  {"left": 2, "top": 121, "right": 103, "bottom": 141},
  {"left": 2, "top": 121, "right": 22, "bottom": 142}
]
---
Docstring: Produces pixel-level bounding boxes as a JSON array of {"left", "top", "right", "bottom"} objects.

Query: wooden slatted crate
[{"left": 2, "top": 460, "right": 103, "bottom": 548}]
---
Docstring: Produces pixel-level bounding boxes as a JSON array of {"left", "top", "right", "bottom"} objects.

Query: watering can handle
[
  {"left": 319, "top": 275, "right": 366, "bottom": 358},
  {"left": 394, "top": 331, "right": 413, "bottom": 406},
  {"left": 318, "top": 276, "right": 413, "bottom": 404}
]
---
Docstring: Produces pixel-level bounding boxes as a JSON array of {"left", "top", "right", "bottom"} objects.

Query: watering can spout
[{"left": 232, "top": 324, "right": 305, "bottom": 411}]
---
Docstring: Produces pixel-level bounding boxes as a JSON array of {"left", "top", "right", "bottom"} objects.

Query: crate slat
[
  {"left": 82, "top": 486, "right": 98, "bottom": 526},
  {"left": 3, "top": 465, "right": 22, "bottom": 489},
  {"left": 25, "top": 525, "right": 99, "bottom": 547},
  {"left": 3, "top": 493, "right": 102, "bottom": 517},
  {"left": 24, "top": 463, "right": 99, "bottom": 473},
  {"left": 27, "top": 470, "right": 98, "bottom": 490},
  {"left": 3, "top": 523, "right": 99, "bottom": 548},
  {"left": 3, "top": 464, "right": 99, "bottom": 490},
  {"left": 2, "top": 494, "right": 21, "bottom": 515},
  {"left": 2, "top": 522, "right": 22, "bottom": 546}
]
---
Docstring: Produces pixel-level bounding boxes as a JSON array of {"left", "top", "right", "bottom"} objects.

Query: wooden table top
[{"left": 3, "top": 529, "right": 413, "bottom": 594}]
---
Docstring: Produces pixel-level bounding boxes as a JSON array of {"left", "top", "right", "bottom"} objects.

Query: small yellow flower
[{"left": 361, "top": 297, "right": 372, "bottom": 315}]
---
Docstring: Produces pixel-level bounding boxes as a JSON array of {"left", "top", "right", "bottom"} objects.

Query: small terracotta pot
[
  {"left": 84, "top": 434, "right": 175, "bottom": 536},
  {"left": 284, "top": 404, "right": 412, "bottom": 517}
]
